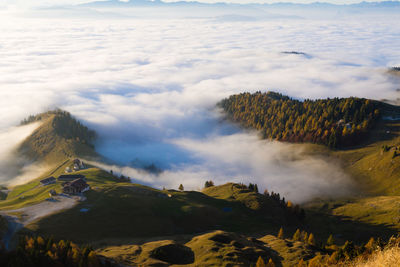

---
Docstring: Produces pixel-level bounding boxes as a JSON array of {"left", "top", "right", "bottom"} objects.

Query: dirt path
[{"left": 0, "top": 193, "right": 80, "bottom": 249}]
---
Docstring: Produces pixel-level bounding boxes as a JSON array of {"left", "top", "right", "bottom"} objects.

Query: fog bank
[
  {"left": 0, "top": 11, "right": 398, "bottom": 200},
  {"left": 88, "top": 132, "right": 354, "bottom": 203},
  {"left": 0, "top": 122, "right": 43, "bottom": 185}
]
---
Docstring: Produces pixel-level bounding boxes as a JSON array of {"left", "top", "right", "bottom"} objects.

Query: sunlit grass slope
[
  {"left": 97, "top": 230, "right": 324, "bottom": 266},
  {"left": 0, "top": 160, "right": 99, "bottom": 210}
]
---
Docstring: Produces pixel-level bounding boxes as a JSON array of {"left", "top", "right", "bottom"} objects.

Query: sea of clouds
[{"left": 0, "top": 7, "right": 399, "bottom": 202}]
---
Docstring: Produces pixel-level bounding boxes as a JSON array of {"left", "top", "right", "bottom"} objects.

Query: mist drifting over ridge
[{"left": 0, "top": 5, "right": 399, "bottom": 202}]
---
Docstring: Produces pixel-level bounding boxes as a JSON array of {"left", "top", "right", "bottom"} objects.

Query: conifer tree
[
  {"left": 326, "top": 234, "right": 334, "bottom": 246},
  {"left": 302, "top": 231, "right": 308, "bottom": 243},
  {"left": 249, "top": 183, "right": 254, "bottom": 191},
  {"left": 179, "top": 184, "right": 184, "bottom": 191},
  {"left": 204, "top": 180, "right": 214, "bottom": 188},
  {"left": 266, "top": 258, "right": 275, "bottom": 267},
  {"left": 308, "top": 233, "right": 315, "bottom": 246},
  {"left": 37, "top": 236, "right": 45, "bottom": 247},
  {"left": 293, "top": 229, "right": 301, "bottom": 241},
  {"left": 364, "top": 237, "right": 375, "bottom": 252},
  {"left": 263, "top": 189, "right": 269, "bottom": 196},
  {"left": 327, "top": 251, "right": 339, "bottom": 265},
  {"left": 256, "top": 256, "right": 265, "bottom": 267},
  {"left": 277, "top": 227, "right": 284, "bottom": 239}
]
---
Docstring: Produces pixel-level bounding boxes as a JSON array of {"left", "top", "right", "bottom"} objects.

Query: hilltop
[
  {"left": 219, "top": 91, "right": 400, "bottom": 148},
  {"left": 18, "top": 110, "right": 98, "bottom": 165}
]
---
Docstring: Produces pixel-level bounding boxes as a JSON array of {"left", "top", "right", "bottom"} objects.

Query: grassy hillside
[
  {"left": 18, "top": 110, "right": 98, "bottom": 165},
  {"left": 97, "top": 230, "right": 327, "bottom": 266},
  {"left": 349, "top": 245, "right": 400, "bottom": 267},
  {"left": 332, "top": 121, "right": 400, "bottom": 195},
  {"left": 0, "top": 160, "right": 95, "bottom": 210},
  {"left": 203, "top": 182, "right": 288, "bottom": 212},
  {"left": 332, "top": 196, "right": 400, "bottom": 230},
  {"left": 97, "top": 231, "right": 278, "bottom": 267},
  {"left": 24, "top": 178, "right": 299, "bottom": 245}
]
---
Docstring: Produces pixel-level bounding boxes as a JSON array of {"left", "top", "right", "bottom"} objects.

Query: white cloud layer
[
  {"left": 88, "top": 133, "right": 354, "bottom": 203},
  {"left": 0, "top": 11, "right": 399, "bottom": 201},
  {"left": 0, "top": 122, "right": 44, "bottom": 185}
]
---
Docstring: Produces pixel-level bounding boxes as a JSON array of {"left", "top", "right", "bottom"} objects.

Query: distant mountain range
[{"left": 77, "top": 0, "right": 400, "bottom": 8}]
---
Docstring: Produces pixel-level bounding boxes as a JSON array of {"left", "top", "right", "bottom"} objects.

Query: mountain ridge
[
  {"left": 18, "top": 110, "right": 99, "bottom": 165},
  {"left": 76, "top": 0, "right": 400, "bottom": 9}
]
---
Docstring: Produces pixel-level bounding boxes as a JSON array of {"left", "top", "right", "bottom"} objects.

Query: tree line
[
  {"left": 274, "top": 225, "right": 399, "bottom": 266},
  {"left": 218, "top": 91, "right": 382, "bottom": 148},
  {"left": 21, "top": 109, "right": 97, "bottom": 146},
  {"left": 204, "top": 180, "right": 305, "bottom": 220},
  {"left": 0, "top": 235, "right": 115, "bottom": 267}
]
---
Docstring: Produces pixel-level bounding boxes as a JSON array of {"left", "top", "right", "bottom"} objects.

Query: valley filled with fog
[{"left": 0, "top": 7, "right": 399, "bottom": 202}]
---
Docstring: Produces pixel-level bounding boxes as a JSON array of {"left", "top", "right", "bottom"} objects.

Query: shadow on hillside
[
  {"left": 18, "top": 187, "right": 295, "bottom": 245},
  {"left": 302, "top": 210, "right": 397, "bottom": 245},
  {"left": 338, "top": 120, "right": 400, "bottom": 151}
]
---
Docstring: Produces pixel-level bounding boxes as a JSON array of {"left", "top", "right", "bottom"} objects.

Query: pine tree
[
  {"left": 204, "top": 180, "right": 215, "bottom": 188},
  {"left": 292, "top": 229, "right": 301, "bottom": 241},
  {"left": 308, "top": 233, "right": 315, "bottom": 246},
  {"left": 46, "top": 237, "right": 54, "bottom": 251},
  {"left": 327, "top": 251, "right": 339, "bottom": 265},
  {"left": 178, "top": 184, "right": 184, "bottom": 191},
  {"left": 256, "top": 256, "right": 265, "bottom": 267},
  {"left": 364, "top": 237, "right": 375, "bottom": 252},
  {"left": 37, "top": 236, "right": 45, "bottom": 247},
  {"left": 326, "top": 234, "right": 334, "bottom": 246},
  {"left": 249, "top": 183, "right": 254, "bottom": 191},
  {"left": 266, "top": 258, "right": 275, "bottom": 267},
  {"left": 277, "top": 227, "right": 284, "bottom": 239},
  {"left": 301, "top": 231, "right": 308, "bottom": 243}
]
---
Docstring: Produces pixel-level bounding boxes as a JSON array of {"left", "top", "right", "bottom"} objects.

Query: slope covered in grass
[
  {"left": 331, "top": 122, "right": 400, "bottom": 195},
  {"left": 203, "top": 182, "right": 286, "bottom": 211},
  {"left": 350, "top": 245, "right": 400, "bottom": 267},
  {"left": 0, "top": 160, "right": 97, "bottom": 210},
  {"left": 97, "top": 230, "right": 327, "bottom": 267},
  {"left": 25, "top": 181, "right": 298, "bottom": 245},
  {"left": 18, "top": 110, "right": 98, "bottom": 165}
]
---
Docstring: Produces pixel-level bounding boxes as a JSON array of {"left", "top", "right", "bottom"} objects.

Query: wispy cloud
[{"left": 0, "top": 122, "right": 43, "bottom": 185}]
